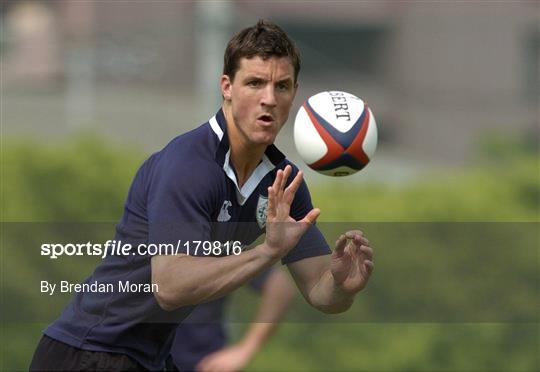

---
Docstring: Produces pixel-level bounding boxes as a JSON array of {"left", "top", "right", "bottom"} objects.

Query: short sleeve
[{"left": 147, "top": 154, "right": 216, "bottom": 256}]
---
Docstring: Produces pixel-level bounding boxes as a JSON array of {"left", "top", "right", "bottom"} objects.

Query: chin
[{"left": 251, "top": 135, "right": 276, "bottom": 146}]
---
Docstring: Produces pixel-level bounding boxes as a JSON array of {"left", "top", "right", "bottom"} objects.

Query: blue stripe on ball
[
  {"left": 312, "top": 152, "right": 367, "bottom": 171},
  {"left": 305, "top": 100, "right": 367, "bottom": 149}
]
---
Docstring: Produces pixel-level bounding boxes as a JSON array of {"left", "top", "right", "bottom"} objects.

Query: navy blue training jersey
[
  {"left": 44, "top": 109, "right": 330, "bottom": 370},
  {"left": 169, "top": 269, "right": 273, "bottom": 371}
]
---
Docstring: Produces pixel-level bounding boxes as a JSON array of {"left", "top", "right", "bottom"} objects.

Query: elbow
[
  {"left": 154, "top": 287, "right": 180, "bottom": 311},
  {"left": 153, "top": 281, "right": 202, "bottom": 311},
  {"left": 152, "top": 277, "right": 194, "bottom": 311},
  {"left": 154, "top": 286, "right": 197, "bottom": 311},
  {"left": 316, "top": 304, "right": 351, "bottom": 314},
  {"left": 312, "top": 298, "right": 354, "bottom": 314},
  {"left": 151, "top": 255, "right": 194, "bottom": 311}
]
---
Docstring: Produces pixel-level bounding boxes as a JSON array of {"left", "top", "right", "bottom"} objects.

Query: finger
[
  {"left": 359, "top": 245, "right": 373, "bottom": 260},
  {"left": 334, "top": 234, "right": 347, "bottom": 256},
  {"left": 276, "top": 169, "right": 286, "bottom": 200},
  {"left": 283, "top": 170, "right": 304, "bottom": 203},
  {"left": 364, "top": 260, "right": 374, "bottom": 276},
  {"left": 266, "top": 187, "right": 276, "bottom": 219},
  {"left": 346, "top": 244, "right": 359, "bottom": 264},
  {"left": 277, "top": 168, "right": 285, "bottom": 187},
  {"left": 347, "top": 231, "right": 369, "bottom": 248},
  {"left": 332, "top": 250, "right": 353, "bottom": 283},
  {"left": 345, "top": 230, "right": 364, "bottom": 240},
  {"left": 301, "top": 207, "right": 320, "bottom": 225},
  {"left": 354, "top": 235, "right": 370, "bottom": 247},
  {"left": 280, "top": 165, "right": 292, "bottom": 193},
  {"left": 272, "top": 169, "right": 283, "bottom": 193}
]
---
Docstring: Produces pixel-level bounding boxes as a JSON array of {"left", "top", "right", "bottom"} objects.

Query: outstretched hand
[
  {"left": 330, "top": 230, "right": 374, "bottom": 294},
  {"left": 263, "top": 165, "right": 320, "bottom": 259}
]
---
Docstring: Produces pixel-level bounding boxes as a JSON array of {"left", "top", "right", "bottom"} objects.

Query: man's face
[{"left": 221, "top": 56, "right": 297, "bottom": 147}]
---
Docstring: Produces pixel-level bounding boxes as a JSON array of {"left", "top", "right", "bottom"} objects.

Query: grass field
[{"left": 1, "top": 136, "right": 538, "bottom": 371}]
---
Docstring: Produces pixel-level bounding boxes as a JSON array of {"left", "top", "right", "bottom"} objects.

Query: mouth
[{"left": 256, "top": 114, "right": 275, "bottom": 127}]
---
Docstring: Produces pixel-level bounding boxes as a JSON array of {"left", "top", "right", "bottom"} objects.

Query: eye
[
  {"left": 277, "top": 82, "right": 291, "bottom": 91},
  {"left": 247, "top": 79, "right": 263, "bottom": 88}
]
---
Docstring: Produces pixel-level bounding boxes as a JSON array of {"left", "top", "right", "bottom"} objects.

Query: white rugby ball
[{"left": 294, "top": 91, "right": 377, "bottom": 176}]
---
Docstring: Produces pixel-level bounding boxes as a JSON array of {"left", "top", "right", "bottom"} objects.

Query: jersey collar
[{"left": 209, "top": 109, "right": 285, "bottom": 205}]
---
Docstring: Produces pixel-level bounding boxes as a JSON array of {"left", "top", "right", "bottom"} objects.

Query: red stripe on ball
[{"left": 302, "top": 103, "right": 345, "bottom": 169}]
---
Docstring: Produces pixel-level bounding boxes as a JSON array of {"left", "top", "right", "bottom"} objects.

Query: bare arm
[
  {"left": 152, "top": 247, "right": 276, "bottom": 310},
  {"left": 195, "top": 269, "right": 296, "bottom": 372},
  {"left": 288, "top": 231, "right": 374, "bottom": 314},
  {"left": 152, "top": 165, "right": 319, "bottom": 311},
  {"left": 236, "top": 269, "right": 295, "bottom": 352}
]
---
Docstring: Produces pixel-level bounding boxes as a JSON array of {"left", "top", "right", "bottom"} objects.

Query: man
[
  {"left": 30, "top": 20, "right": 374, "bottom": 371},
  {"left": 167, "top": 268, "right": 295, "bottom": 372}
]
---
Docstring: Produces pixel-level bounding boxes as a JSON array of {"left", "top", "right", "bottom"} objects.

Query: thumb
[
  {"left": 301, "top": 208, "right": 320, "bottom": 225},
  {"left": 333, "top": 234, "right": 347, "bottom": 258},
  {"left": 295, "top": 208, "right": 320, "bottom": 237}
]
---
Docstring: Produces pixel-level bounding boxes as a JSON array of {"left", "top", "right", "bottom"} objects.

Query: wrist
[
  {"left": 256, "top": 242, "right": 283, "bottom": 262},
  {"left": 329, "top": 272, "right": 353, "bottom": 301},
  {"left": 311, "top": 271, "right": 355, "bottom": 313}
]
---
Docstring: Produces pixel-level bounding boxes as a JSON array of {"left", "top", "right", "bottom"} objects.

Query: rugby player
[{"left": 30, "top": 20, "right": 374, "bottom": 371}]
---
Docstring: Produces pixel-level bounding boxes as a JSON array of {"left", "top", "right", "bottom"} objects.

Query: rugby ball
[{"left": 293, "top": 91, "right": 377, "bottom": 176}]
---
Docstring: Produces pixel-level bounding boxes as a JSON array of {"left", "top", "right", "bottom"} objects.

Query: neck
[{"left": 223, "top": 105, "right": 266, "bottom": 187}]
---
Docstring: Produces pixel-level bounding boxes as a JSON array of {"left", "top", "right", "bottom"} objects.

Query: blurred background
[{"left": 1, "top": 1, "right": 539, "bottom": 371}]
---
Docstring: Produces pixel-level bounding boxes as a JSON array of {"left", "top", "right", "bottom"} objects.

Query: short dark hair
[{"left": 223, "top": 20, "right": 301, "bottom": 83}]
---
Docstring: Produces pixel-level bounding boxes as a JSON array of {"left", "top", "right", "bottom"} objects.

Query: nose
[{"left": 261, "top": 85, "right": 277, "bottom": 107}]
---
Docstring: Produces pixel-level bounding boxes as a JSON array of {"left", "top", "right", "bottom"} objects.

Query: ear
[{"left": 220, "top": 75, "right": 232, "bottom": 101}]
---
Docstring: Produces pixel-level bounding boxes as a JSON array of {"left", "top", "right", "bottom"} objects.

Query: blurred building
[{"left": 2, "top": 1, "right": 538, "bottom": 177}]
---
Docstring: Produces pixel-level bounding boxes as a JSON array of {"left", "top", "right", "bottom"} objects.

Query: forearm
[
  {"left": 239, "top": 270, "right": 296, "bottom": 354},
  {"left": 236, "top": 323, "right": 273, "bottom": 357},
  {"left": 289, "top": 231, "right": 374, "bottom": 314},
  {"left": 151, "top": 244, "right": 278, "bottom": 310},
  {"left": 307, "top": 269, "right": 354, "bottom": 314}
]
